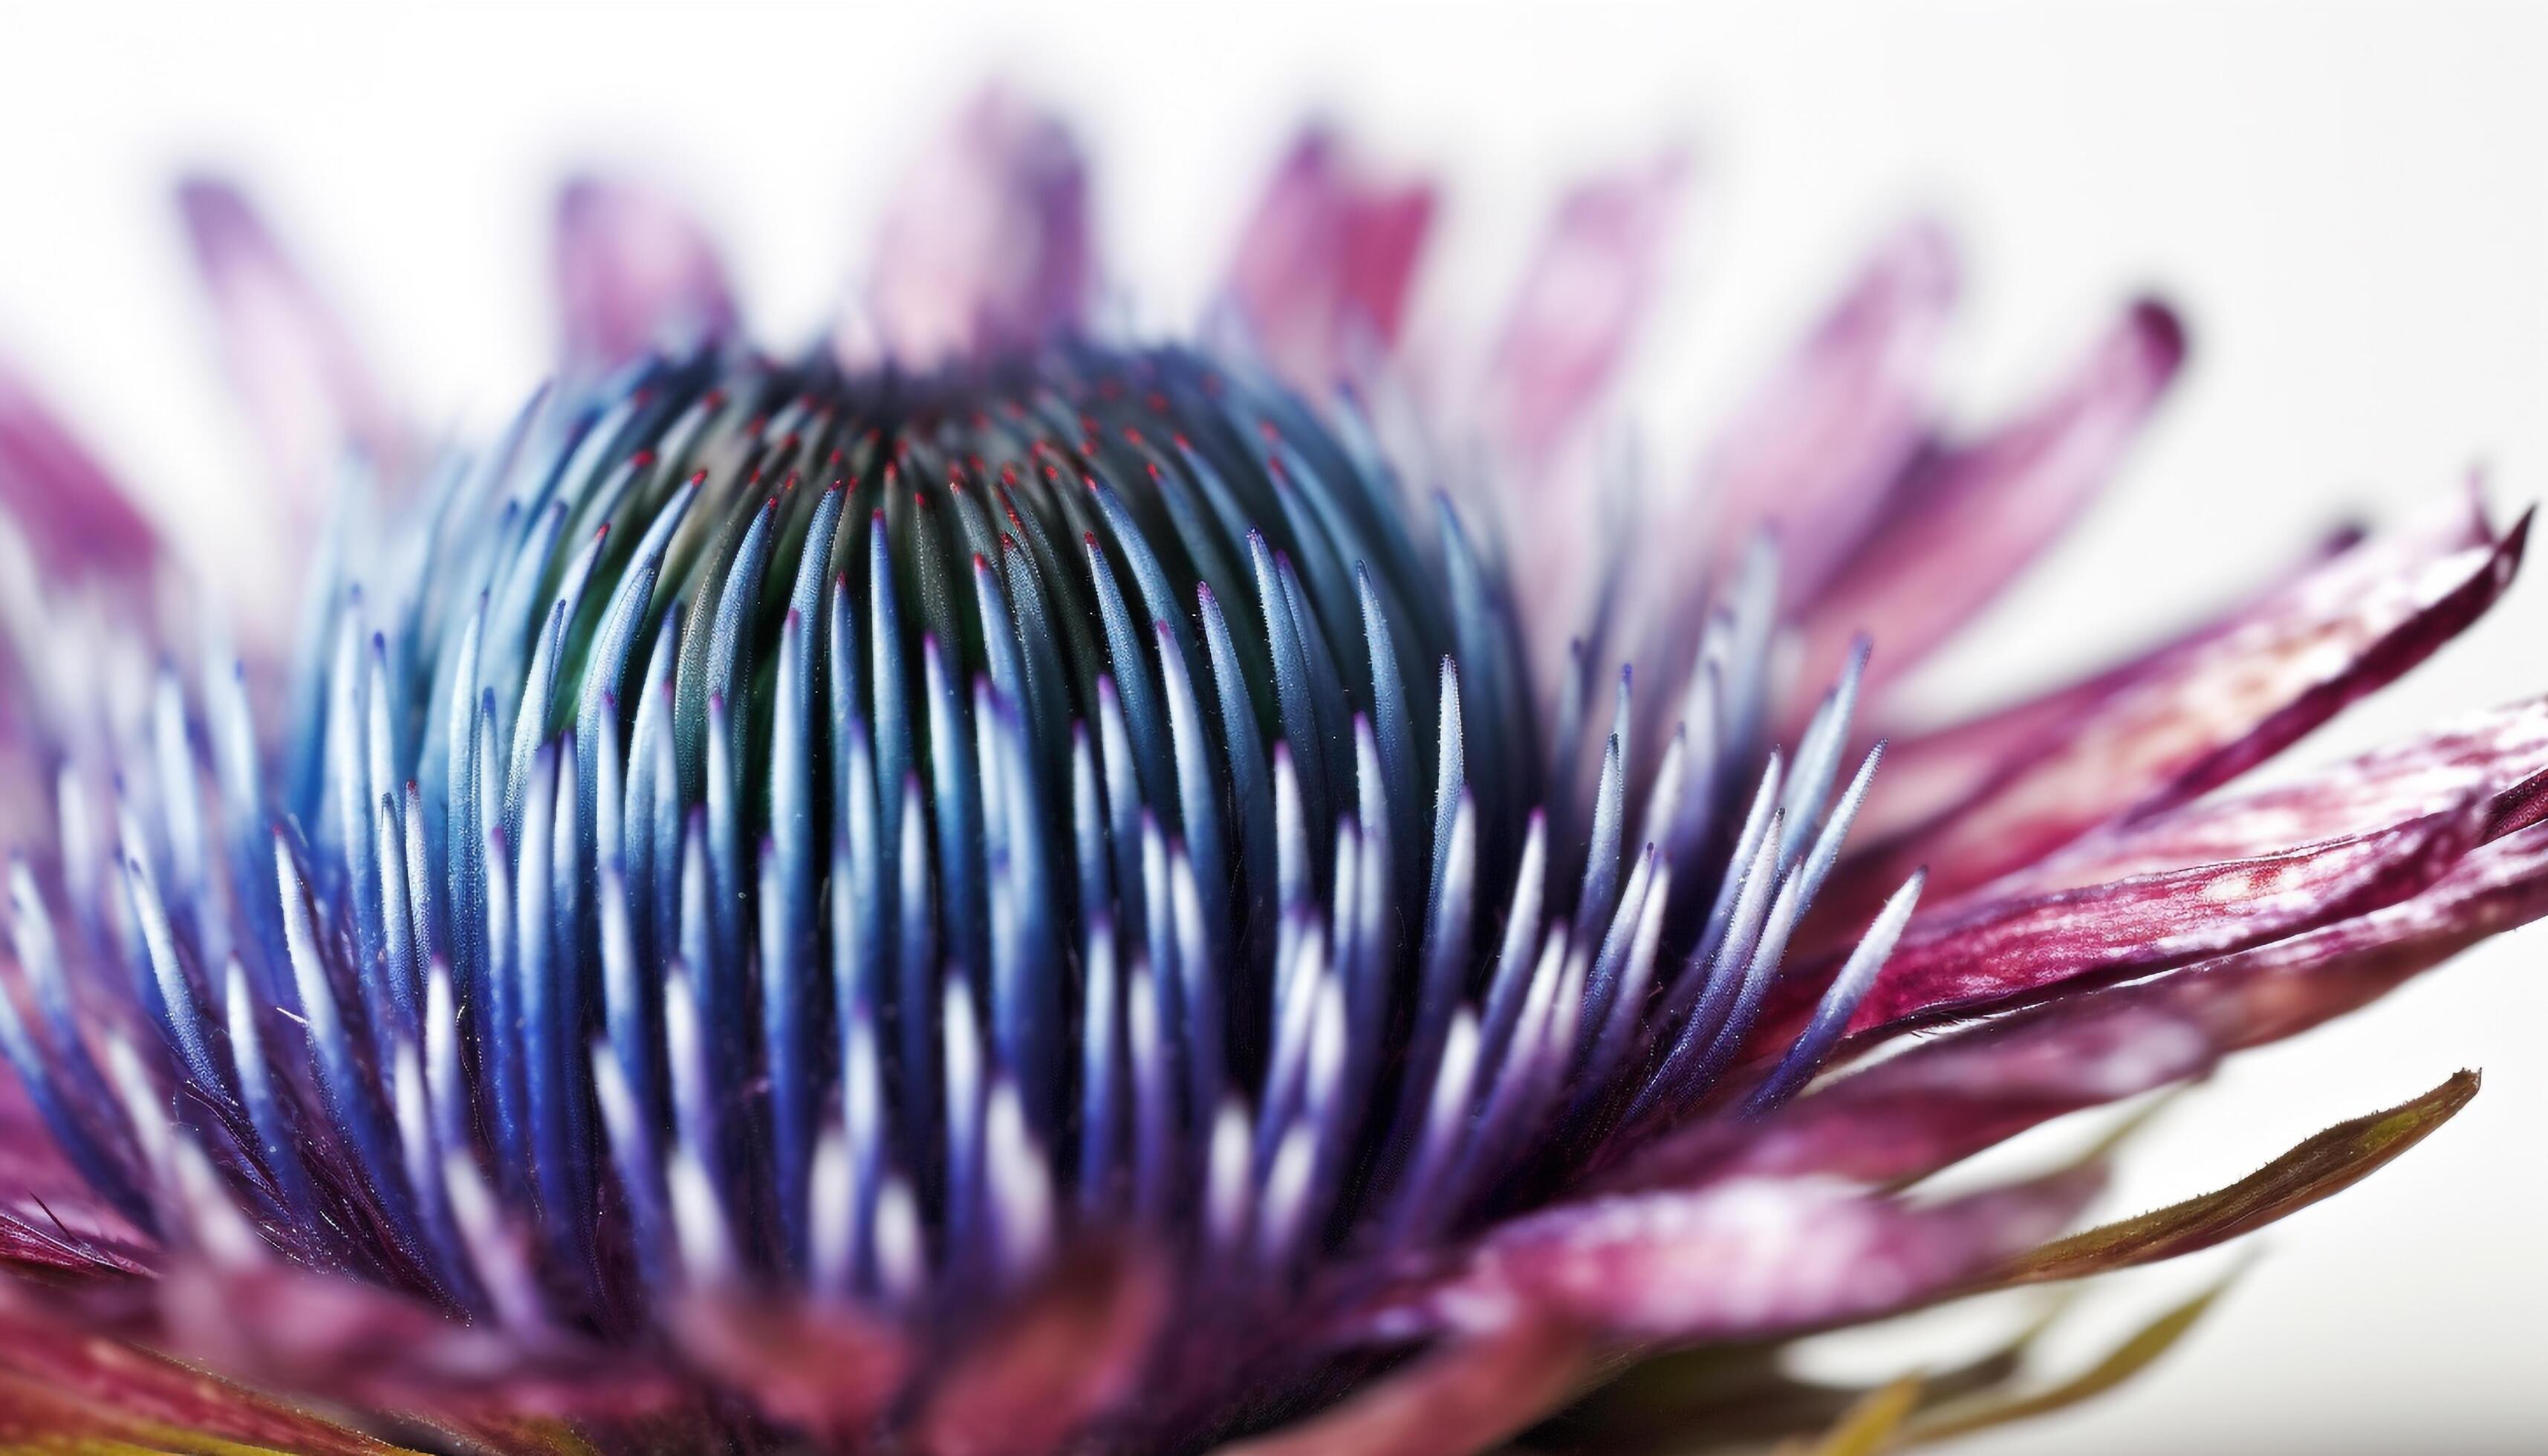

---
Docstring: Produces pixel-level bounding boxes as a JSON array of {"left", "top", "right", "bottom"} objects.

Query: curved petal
[
  {"left": 1840, "top": 798, "right": 2486, "bottom": 1036},
  {"left": 1697, "top": 218, "right": 1960, "bottom": 606},
  {"left": 1441, "top": 1168, "right": 2097, "bottom": 1343},
  {"left": 1852, "top": 526, "right": 2365, "bottom": 845},
  {"left": 0, "top": 1300, "right": 403, "bottom": 1455},
  {"left": 0, "top": 357, "right": 160, "bottom": 585},
  {"left": 1481, "top": 152, "right": 1689, "bottom": 467},
  {"left": 1211, "top": 1311, "right": 1593, "bottom": 1456},
  {"left": 554, "top": 174, "right": 738, "bottom": 374},
  {"left": 1790, "top": 298, "right": 2188, "bottom": 709},
  {"left": 1985, "top": 1070, "right": 2477, "bottom": 1287},
  {"left": 1225, "top": 127, "right": 1436, "bottom": 394},
  {"left": 1645, "top": 819, "right": 2548, "bottom": 1195},
  {"left": 1835, "top": 502, "right": 2527, "bottom": 910},
  {"left": 856, "top": 88, "right": 1092, "bottom": 369},
  {"left": 176, "top": 175, "right": 407, "bottom": 513},
  {"left": 911, "top": 1247, "right": 1167, "bottom": 1456}
]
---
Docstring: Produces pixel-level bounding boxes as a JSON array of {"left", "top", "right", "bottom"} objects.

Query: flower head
[{"left": 0, "top": 88, "right": 2538, "bottom": 1454}]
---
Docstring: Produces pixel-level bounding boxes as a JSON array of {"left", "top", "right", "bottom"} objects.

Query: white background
[{"left": 1, "top": 1, "right": 2542, "bottom": 1450}]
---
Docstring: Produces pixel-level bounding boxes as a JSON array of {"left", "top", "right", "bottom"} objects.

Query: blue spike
[
  {"left": 894, "top": 773, "right": 939, "bottom": 1183},
  {"left": 758, "top": 837, "right": 809, "bottom": 1273},
  {"left": 922, "top": 635, "right": 987, "bottom": 990},
  {"left": 1197, "top": 582, "right": 1275, "bottom": 939},
  {"left": 1083, "top": 534, "right": 1179, "bottom": 833}
]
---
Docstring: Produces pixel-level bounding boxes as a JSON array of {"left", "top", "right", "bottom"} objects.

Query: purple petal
[
  {"left": 855, "top": 88, "right": 1093, "bottom": 370},
  {"left": 670, "top": 1292, "right": 911, "bottom": 1438},
  {"left": 176, "top": 177, "right": 406, "bottom": 511},
  {"left": 554, "top": 175, "right": 738, "bottom": 373},
  {"left": 0, "top": 358, "right": 160, "bottom": 585},
  {"left": 1790, "top": 299, "right": 2187, "bottom": 709},
  {"left": 1650, "top": 819, "right": 2548, "bottom": 1195},
  {"left": 911, "top": 1247, "right": 1167, "bottom": 1456},
  {"left": 2003, "top": 696, "right": 2548, "bottom": 897},
  {"left": 1226, "top": 127, "right": 1435, "bottom": 394},
  {"left": 1836, "top": 503, "right": 2527, "bottom": 909},
  {"left": 1852, "top": 527, "right": 2363, "bottom": 846},
  {"left": 1696, "top": 218, "right": 1959, "bottom": 606},
  {"left": 1209, "top": 1312, "right": 1593, "bottom": 1456},
  {"left": 1482, "top": 152, "right": 1688, "bottom": 467},
  {"left": 1446, "top": 1168, "right": 2096, "bottom": 1342},
  {"left": 1835, "top": 798, "right": 2486, "bottom": 1037},
  {"left": 0, "top": 1303, "right": 393, "bottom": 1454}
]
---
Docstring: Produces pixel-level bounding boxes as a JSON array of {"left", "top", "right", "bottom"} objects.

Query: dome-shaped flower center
[{"left": 14, "top": 340, "right": 1894, "bottom": 1356}]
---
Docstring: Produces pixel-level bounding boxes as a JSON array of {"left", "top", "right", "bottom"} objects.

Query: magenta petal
[
  {"left": 1211, "top": 1312, "right": 1592, "bottom": 1456},
  {"left": 1624, "top": 998, "right": 2216, "bottom": 1194},
  {"left": 1482, "top": 152, "right": 1688, "bottom": 466},
  {"left": 1697, "top": 218, "right": 1959, "bottom": 605},
  {"left": 1853, "top": 527, "right": 2364, "bottom": 846},
  {"left": 1843, "top": 505, "right": 2527, "bottom": 906},
  {"left": 176, "top": 177, "right": 406, "bottom": 512},
  {"left": 554, "top": 175, "right": 738, "bottom": 373},
  {"left": 2003, "top": 697, "right": 2548, "bottom": 897},
  {"left": 1226, "top": 127, "right": 1436, "bottom": 394},
  {"left": 0, "top": 359, "right": 160, "bottom": 586},
  {"left": 1450, "top": 1169, "right": 2096, "bottom": 1342},
  {"left": 913, "top": 1249, "right": 1167, "bottom": 1456},
  {"left": 1837, "top": 798, "right": 2485, "bottom": 1037},
  {"left": 858, "top": 88, "right": 1093, "bottom": 370},
  {"left": 1790, "top": 299, "right": 2188, "bottom": 708}
]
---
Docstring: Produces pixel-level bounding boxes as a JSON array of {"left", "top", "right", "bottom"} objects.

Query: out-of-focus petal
[
  {"left": 1790, "top": 299, "right": 2188, "bottom": 706},
  {"left": 0, "top": 357, "right": 160, "bottom": 585},
  {"left": 1211, "top": 1311, "right": 1593, "bottom": 1456},
  {"left": 857, "top": 88, "right": 1092, "bottom": 370},
  {"left": 0, "top": 1301, "right": 400, "bottom": 1454},
  {"left": 1697, "top": 218, "right": 1959, "bottom": 606},
  {"left": 1226, "top": 127, "right": 1436, "bottom": 394},
  {"left": 1618, "top": 998, "right": 2217, "bottom": 1193},
  {"left": 911, "top": 1247, "right": 1167, "bottom": 1456},
  {"left": 554, "top": 174, "right": 738, "bottom": 374},
  {"left": 669, "top": 1291, "right": 909, "bottom": 1440},
  {"left": 1986, "top": 1070, "right": 2477, "bottom": 1286},
  {"left": 1481, "top": 152, "right": 1688, "bottom": 467},
  {"left": 1838, "top": 798, "right": 2485, "bottom": 1036},
  {"left": 176, "top": 176, "right": 406, "bottom": 513},
  {"left": 1839, "top": 504, "right": 2527, "bottom": 908},
  {"left": 1442, "top": 1169, "right": 2096, "bottom": 1342}
]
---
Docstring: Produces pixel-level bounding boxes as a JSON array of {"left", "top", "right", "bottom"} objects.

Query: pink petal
[
  {"left": 1449, "top": 1168, "right": 2096, "bottom": 1342},
  {"left": 1853, "top": 526, "right": 2365, "bottom": 846},
  {"left": 553, "top": 174, "right": 738, "bottom": 373},
  {"left": 176, "top": 177, "right": 406, "bottom": 513},
  {"left": 910, "top": 1247, "right": 1167, "bottom": 1456},
  {"left": 1209, "top": 1312, "right": 1592, "bottom": 1456},
  {"left": 0, "top": 1303, "right": 394, "bottom": 1455},
  {"left": 2004, "top": 696, "right": 2548, "bottom": 897},
  {"left": 1838, "top": 503, "right": 2526, "bottom": 909},
  {"left": 1676, "top": 816, "right": 2548, "bottom": 1198},
  {"left": 1790, "top": 299, "right": 2188, "bottom": 708},
  {"left": 1226, "top": 128, "right": 1436, "bottom": 394},
  {"left": 1836, "top": 798, "right": 2485, "bottom": 1037},
  {"left": 0, "top": 360, "right": 160, "bottom": 587},
  {"left": 857, "top": 88, "right": 1093, "bottom": 370},
  {"left": 1696, "top": 218, "right": 1960, "bottom": 605},
  {"left": 1482, "top": 152, "right": 1688, "bottom": 467}
]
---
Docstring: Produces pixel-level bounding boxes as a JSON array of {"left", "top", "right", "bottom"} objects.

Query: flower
[{"left": 0, "top": 87, "right": 2538, "bottom": 1455}]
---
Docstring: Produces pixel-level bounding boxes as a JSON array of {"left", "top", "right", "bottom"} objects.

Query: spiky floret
[{"left": 1, "top": 340, "right": 1908, "bottom": 1427}]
